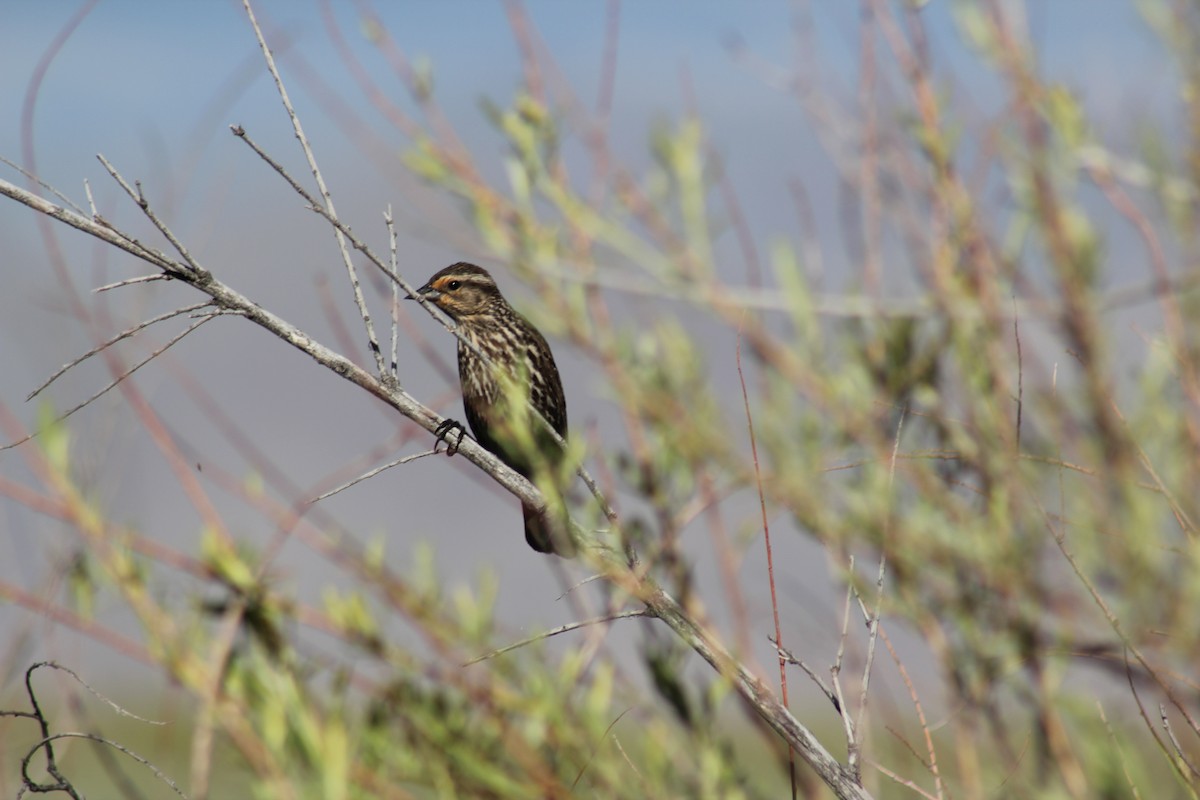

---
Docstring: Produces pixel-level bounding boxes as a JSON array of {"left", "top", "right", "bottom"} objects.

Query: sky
[{"left": 0, "top": 0, "right": 1183, "bottom": 717}]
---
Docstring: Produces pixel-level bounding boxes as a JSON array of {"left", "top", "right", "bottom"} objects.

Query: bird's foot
[{"left": 433, "top": 418, "right": 467, "bottom": 456}]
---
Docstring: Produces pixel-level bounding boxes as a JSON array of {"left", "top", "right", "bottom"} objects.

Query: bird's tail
[{"left": 523, "top": 503, "right": 576, "bottom": 557}]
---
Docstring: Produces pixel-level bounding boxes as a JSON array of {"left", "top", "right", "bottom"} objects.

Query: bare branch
[
  {"left": 0, "top": 174, "right": 543, "bottom": 521},
  {"left": 28, "top": 302, "right": 210, "bottom": 401},
  {"left": 4, "top": 314, "right": 218, "bottom": 452},
  {"left": 0, "top": 155, "right": 86, "bottom": 215},
  {"left": 95, "top": 154, "right": 207, "bottom": 279},
  {"left": 240, "top": 0, "right": 386, "bottom": 376}
]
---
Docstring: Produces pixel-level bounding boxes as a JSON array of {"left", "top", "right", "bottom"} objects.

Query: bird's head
[{"left": 414, "top": 262, "right": 505, "bottom": 323}]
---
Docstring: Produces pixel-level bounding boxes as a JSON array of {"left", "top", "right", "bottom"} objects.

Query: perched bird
[{"left": 415, "top": 263, "right": 574, "bottom": 556}]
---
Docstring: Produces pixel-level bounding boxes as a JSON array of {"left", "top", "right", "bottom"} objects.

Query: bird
[{"left": 414, "top": 262, "right": 574, "bottom": 556}]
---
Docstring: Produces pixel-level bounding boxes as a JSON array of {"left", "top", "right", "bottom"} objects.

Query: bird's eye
[{"left": 447, "top": 280, "right": 461, "bottom": 291}]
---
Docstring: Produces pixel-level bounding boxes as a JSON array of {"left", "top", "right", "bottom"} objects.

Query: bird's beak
[{"left": 412, "top": 283, "right": 440, "bottom": 302}]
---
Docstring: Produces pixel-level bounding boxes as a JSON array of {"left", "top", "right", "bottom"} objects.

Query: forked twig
[
  {"left": 95, "top": 155, "right": 206, "bottom": 279},
  {"left": 774, "top": 637, "right": 841, "bottom": 715}
]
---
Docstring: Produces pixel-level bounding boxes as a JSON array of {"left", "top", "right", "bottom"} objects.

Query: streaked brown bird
[{"left": 415, "top": 263, "right": 574, "bottom": 556}]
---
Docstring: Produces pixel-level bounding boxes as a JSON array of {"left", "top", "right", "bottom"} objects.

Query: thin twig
[
  {"left": 28, "top": 662, "right": 166, "bottom": 725},
  {"left": 464, "top": 609, "right": 650, "bottom": 665},
  {"left": 23, "top": 733, "right": 187, "bottom": 799},
  {"left": 1096, "top": 702, "right": 1143, "bottom": 800},
  {"left": 1160, "top": 704, "right": 1200, "bottom": 781},
  {"left": 8, "top": 661, "right": 173, "bottom": 799},
  {"left": 93, "top": 274, "right": 170, "bottom": 293},
  {"left": 3, "top": 315, "right": 218, "bottom": 452},
  {"left": 83, "top": 177, "right": 98, "bottom": 217},
  {"left": 28, "top": 302, "right": 210, "bottom": 401},
  {"left": 385, "top": 205, "right": 400, "bottom": 379},
  {"left": 571, "top": 706, "right": 634, "bottom": 790},
  {"left": 879, "top": 626, "right": 943, "bottom": 799},
  {"left": 311, "top": 450, "right": 440, "bottom": 503},
  {"left": 1013, "top": 296, "right": 1023, "bottom": 450},
  {"left": 1039, "top": 494, "right": 1200, "bottom": 740},
  {"left": 736, "top": 314, "right": 796, "bottom": 797},
  {"left": 867, "top": 758, "right": 940, "bottom": 800},
  {"left": 850, "top": 408, "right": 904, "bottom": 779},
  {"left": 556, "top": 573, "right": 606, "bottom": 601},
  {"left": 0, "top": 155, "right": 86, "bottom": 215},
  {"left": 832, "top": 555, "right": 858, "bottom": 750}
]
